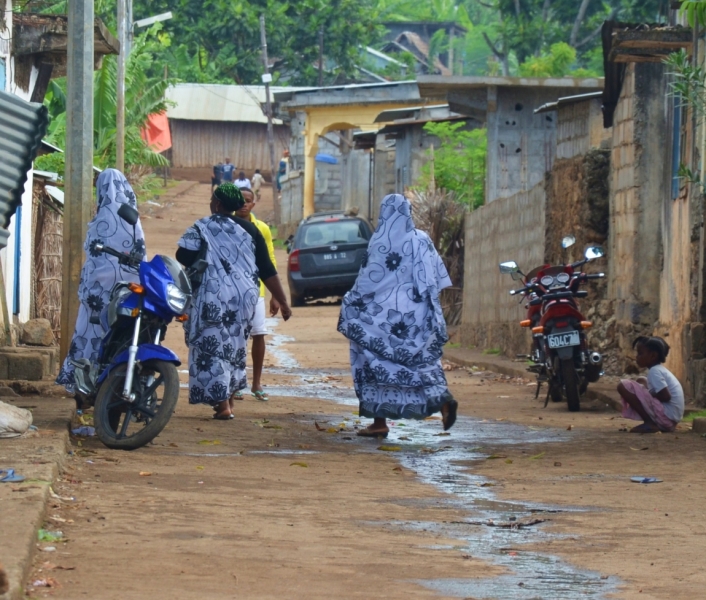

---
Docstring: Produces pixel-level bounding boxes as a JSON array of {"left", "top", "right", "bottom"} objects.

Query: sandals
[
  {"left": 356, "top": 427, "right": 389, "bottom": 439},
  {"left": 252, "top": 390, "right": 269, "bottom": 402},
  {"left": 441, "top": 396, "right": 459, "bottom": 431},
  {"left": 0, "top": 469, "right": 25, "bottom": 483},
  {"left": 213, "top": 411, "right": 234, "bottom": 420}
]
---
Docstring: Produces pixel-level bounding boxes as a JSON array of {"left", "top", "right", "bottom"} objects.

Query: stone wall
[{"left": 459, "top": 183, "right": 546, "bottom": 357}]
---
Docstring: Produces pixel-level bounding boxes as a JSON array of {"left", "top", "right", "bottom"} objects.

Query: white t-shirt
[
  {"left": 647, "top": 365, "right": 684, "bottom": 422},
  {"left": 234, "top": 178, "right": 251, "bottom": 189},
  {"left": 252, "top": 173, "right": 263, "bottom": 190}
]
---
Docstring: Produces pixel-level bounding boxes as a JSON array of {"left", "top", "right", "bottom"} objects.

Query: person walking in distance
[
  {"left": 235, "top": 188, "right": 278, "bottom": 400},
  {"left": 251, "top": 169, "right": 264, "bottom": 202},
  {"left": 221, "top": 157, "right": 235, "bottom": 183},
  {"left": 276, "top": 150, "right": 289, "bottom": 194},
  {"left": 234, "top": 171, "right": 251, "bottom": 189},
  {"left": 337, "top": 193, "right": 458, "bottom": 437}
]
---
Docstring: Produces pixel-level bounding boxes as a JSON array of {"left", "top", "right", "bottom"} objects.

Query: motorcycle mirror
[
  {"left": 510, "top": 271, "right": 524, "bottom": 282},
  {"left": 499, "top": 261, "right": 519, "bottom": 275},
  {"left": 585, "top": 245, "right": 605, "bottom": 260},
  {"left": 117, "top": 203, "right": 139, "bottom": 226},
  {"left": 561, "top": 235, "right": 576, "bottom": 249}
]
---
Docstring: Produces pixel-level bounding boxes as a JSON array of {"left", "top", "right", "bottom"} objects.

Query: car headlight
[{"left": 166, "top": 283, "right": 188, "bottom": 313}]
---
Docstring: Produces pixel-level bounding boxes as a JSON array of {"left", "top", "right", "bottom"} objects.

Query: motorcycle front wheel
[
  {"left": 94, "top": 359, "right": 179, "bottom": 450},
  {"left": 561, "top": 359, "right": 581, "bottom": 412}
]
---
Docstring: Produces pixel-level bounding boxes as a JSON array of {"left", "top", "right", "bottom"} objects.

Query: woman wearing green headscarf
[{"left": 176, "top": 184, "right": 291, "bottom": 420}]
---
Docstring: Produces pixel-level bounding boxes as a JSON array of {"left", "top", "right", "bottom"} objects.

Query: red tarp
[{"left": 141, "top": 112, "right": 172, "bottom": 153}]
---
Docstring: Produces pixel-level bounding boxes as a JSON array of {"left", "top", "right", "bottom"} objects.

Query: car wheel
[{"left": 290, "top": 291, "right": 306, "bottom": 307}]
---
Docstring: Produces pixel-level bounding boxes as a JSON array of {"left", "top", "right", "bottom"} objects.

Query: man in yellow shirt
[{"left": 235, "top": 188, "right": 279, "bottom": 400}]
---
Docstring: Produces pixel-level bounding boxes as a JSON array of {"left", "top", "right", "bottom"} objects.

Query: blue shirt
[{"left": 221, "top": 164, "right": 235, "bottom": 181}]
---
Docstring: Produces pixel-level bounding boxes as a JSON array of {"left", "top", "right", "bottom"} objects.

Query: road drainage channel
[{"left": 264, "top": 320, "right": 620, "bottom": 599}]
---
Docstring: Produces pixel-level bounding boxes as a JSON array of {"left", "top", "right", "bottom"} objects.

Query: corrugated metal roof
[
  {"left": 0, "top": 89, "right": 48, "bottom": 249},
  {"left": 165, "top": 84, "right": 301, "bottom": 124}
]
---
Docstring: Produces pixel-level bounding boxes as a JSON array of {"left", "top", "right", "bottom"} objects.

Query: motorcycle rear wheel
[
  {"left": 561, "top": 359, "right": 581, "bottom": 412},
  {"left": 94, "top": 360, "right": 179, "bottom": 451}
]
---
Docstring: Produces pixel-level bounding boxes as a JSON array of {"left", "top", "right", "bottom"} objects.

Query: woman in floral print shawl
[
  {"left": 56, "top": 169, "right": 146, "bottom": 397},
  {"left": 177, "top": 184, "right": 262, "bottom": 420},
  {"left": 338, "top": 193, "right": 458, "bottom": 437}
]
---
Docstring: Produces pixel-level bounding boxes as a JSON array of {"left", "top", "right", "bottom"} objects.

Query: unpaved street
[{"left": 27, "top": 184, "right": 706, "bottom": 599}]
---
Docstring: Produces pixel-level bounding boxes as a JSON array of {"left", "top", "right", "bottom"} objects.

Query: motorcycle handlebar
[
  {"left": 94, "top": 243, "right": 140, "bottom": 268},
  {"left": 584, "top": 273, "right": 605, "bottom": 280},
  {"left": 509, "top": 286, "right": 531, "bottom": 296}
]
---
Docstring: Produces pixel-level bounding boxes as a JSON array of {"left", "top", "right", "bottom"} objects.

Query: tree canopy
[{"left": 24, "top": 0, "right": 671, "bottom": 83}]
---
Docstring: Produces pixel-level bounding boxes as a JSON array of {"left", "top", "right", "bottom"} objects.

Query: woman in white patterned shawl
[
  {"left": 56, "top": 169, "right": 146, "bottom": 397},
  {"left": 338, "top": 194, "right": 458, "bottom": 437},
  {"left": 176, "top": 183, "right": 291, "bottom": 420}
]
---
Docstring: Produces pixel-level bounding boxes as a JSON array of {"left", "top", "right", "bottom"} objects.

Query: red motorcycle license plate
[{"left": 547, "top": 331, "right": 580, "bottom": 349}]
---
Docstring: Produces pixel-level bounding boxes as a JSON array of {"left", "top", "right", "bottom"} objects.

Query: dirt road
[{"left": 27, "top": 184, "right": 706, "bottom": 599}]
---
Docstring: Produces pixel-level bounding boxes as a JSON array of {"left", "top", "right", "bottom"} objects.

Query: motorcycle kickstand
[
  {"left": 543, "top": 387, "right": 551, "bottom": 408},
  {"left": 535, "top": 380, "right": 542, "bottom": 399}
]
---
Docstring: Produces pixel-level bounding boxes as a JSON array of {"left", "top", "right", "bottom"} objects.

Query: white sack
[{"left": 0, "top": 400, "right": 33, "bottom": 438}]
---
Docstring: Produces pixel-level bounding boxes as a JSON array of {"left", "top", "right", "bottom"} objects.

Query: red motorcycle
[{"left": 500, "top": 239, "right": 605, "bottom": 412}]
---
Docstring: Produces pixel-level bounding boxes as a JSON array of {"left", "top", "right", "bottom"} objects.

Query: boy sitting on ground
[{"left": 617, "top": 336, "right": 684, "bottom": 433}]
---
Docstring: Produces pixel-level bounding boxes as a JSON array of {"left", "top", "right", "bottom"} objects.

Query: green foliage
[
  {"left": 417, "top": 121, "right": 487, "bottom": 210},
  {"left": 40, "top": 28, "right": 173, "bottom": 185},
  {"left": 519, "top": 42, "right": 576, "bottom": 77},
  {"left": 680, "top": 1, "right": 706, "bottom": 26}
]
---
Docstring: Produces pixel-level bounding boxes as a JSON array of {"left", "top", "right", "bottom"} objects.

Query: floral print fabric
[
  {"left": 338, "top": 194, "right": 453, "bottom": 419},
  {"left": 56, "top": 169, "right": 146, "bottom": 393},
  {"left": 178, "top": 215, "right": 259, "bottom": 406}
]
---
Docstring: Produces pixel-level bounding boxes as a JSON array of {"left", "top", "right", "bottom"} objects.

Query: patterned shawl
[
  {"left": 80, "top": 169, "right": 146, "bottom": 318},
  {"left": 338, "top": 194, "right": 452, "bottom": 369}
]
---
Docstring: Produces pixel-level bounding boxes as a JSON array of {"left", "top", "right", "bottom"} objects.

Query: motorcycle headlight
[
  {"left": 166, "top": 283, "right": 188, "bottom": 313},
  {"left": 540, "top": 276, "right": 554, "bottom": 287}
]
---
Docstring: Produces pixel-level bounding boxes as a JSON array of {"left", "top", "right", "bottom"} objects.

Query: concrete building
[
  {"left": 273, "top": 81, "right": 426, "bottom": 229},
  {"left": 417, "top": 76, "right": 603, "bottom": 204}
]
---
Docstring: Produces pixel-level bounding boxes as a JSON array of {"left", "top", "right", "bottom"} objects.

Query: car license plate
[
  {"left": 323, "top": 252, "right": 347, "bottom": 261},
  {"left": 547, "top": 331, "right": 580, "bottom": 349}
]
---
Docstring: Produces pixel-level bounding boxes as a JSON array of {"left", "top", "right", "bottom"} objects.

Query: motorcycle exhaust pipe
[
  {"left": 585, "top": 352, "right": 604, "bottom": 383},
  {"left": 589, "top": 352, "right": 603, "bottom": 366}
]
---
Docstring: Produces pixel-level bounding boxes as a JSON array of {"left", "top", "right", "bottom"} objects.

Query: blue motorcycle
[{"left": 71, "top": 203, "right": 205, "bottom": 450}]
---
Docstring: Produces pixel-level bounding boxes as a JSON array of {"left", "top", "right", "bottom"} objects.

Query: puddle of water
[
  {"left": 247, "top": 450, "right": 320, "bottom": 456},
  {"left": 261, "top": 319, "right": 620, "bottom": 598},
  {"left": 169, "top": 453, "right": 243, "bottom": 457}
]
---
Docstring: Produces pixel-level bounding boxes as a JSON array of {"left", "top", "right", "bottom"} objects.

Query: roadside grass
[
  {"left": 446, "top": 342, "right": 461, "bottom": 349},
  {"left": 482, "top": 348, "right": 502, "bottom": 356},
  {"left": 270, "top": 226, "right": 288, "bottom": 250},
  {"left": 682, "top": 409, "right": 706, "bottom": 422}
]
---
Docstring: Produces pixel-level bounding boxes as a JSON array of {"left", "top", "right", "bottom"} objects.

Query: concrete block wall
[
  {"left": 556, "top": 100, "right": 608, "bottom": 161},
  {"left": 459, "top": 182, "right": 546, "bottom": 357},
  {"left": 607, "top": 63, "right": 669, "bottom": 373}
]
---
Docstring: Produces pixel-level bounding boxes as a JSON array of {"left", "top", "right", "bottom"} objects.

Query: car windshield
[{"left": 299, "top": 219, "right": 370, "bottom": 248}]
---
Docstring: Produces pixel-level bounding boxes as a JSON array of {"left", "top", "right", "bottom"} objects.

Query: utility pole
[
  {"left": 116, "top": 0, "right": 127, "bottom": 171},
  {"left": 61, "top": 0, "right": 94, "bottom": 361},
  {"left": 259, "top": 15, "right": 279, "bottom": 224},
  {"left": 318, "top": 27, "right": 324, "bottom": 87}
]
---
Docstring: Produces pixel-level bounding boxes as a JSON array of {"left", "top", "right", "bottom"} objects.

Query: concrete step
[{"left": 0, "top": 347, "right": 59, "bottom": 381}]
